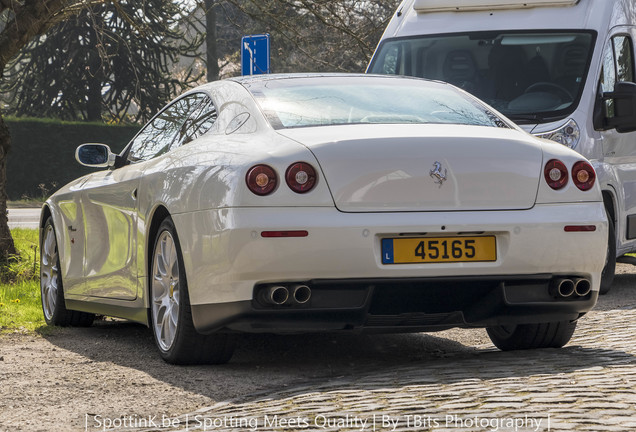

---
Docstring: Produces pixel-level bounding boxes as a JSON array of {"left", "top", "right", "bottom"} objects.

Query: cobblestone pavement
[
  {"left": 131, "top": 297, "right": 636, "bottom": 432},
  {"left": 4, "top": 271, "right": 635, "bottom": 432}
]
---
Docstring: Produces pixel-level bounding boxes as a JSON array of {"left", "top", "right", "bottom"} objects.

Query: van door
[{"left": 598, "top": 31, "right": 636, "bottom": 244}]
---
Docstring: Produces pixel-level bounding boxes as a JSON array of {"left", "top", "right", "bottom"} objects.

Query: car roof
[
  {"left": 184, "top": 73, "right": 446, "bottom": 98},
  {"left": 227, "top": 72, "right": 433, "bottom": 85}
]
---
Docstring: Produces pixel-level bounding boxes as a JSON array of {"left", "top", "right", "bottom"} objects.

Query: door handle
[{"left": 131, "top": 188, "right": 138, "bottom": 200}]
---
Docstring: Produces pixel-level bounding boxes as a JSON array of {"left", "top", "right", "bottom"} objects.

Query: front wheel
[
  {"left": 40, "top": 218, "right": 94, "bottom": 327},
  {"left": 486, "top": 321, "right": 576, "bottom": 351},
  {"left": 150, "top": 217, "right": 236, "bottom": 365}
]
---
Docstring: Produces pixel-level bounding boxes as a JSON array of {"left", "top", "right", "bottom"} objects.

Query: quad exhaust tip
[
  {"left": 293, "top": 285, "right": 312, "bottom": 304},
  {"left": 574, "top": 278, "right": 592, "bottom": 297},
  {"left": 268, "top": 286, "right": 289, "bottom": 305},
  {"left": 551, "top": 278, "right": 575, "bottom": 298}
]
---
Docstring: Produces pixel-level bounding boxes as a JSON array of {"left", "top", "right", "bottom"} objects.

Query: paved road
[
  {"left": 133, "top": 270, "right": 636, "bottom": 432},
  {"left": 166, "top": 311, "right": 636, "bottom": 432},
  {"left": 1, "top": 234, "right": 634, "bottom": 432},
  {"left": 7, "top": 208, "right": 40, "bottom": 229}
]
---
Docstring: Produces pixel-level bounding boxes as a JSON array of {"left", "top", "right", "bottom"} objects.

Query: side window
[
  {"left": 379, "top": 45, "right": 400, "bottom": 75},
  {"left": 176, "top": 97, "right": 218, "bottom": 147},
  {"left": 127, "top": 93, "right": 206, "bottom": 162},
  {"left": 599, "top": 35, "right": 634, "bottom": 119},
  {"left": 614, "top": 36, "right": 634, "bottom": 83},
  {"left": 600, "top": 40, "right": 616, "bottom": 94}
]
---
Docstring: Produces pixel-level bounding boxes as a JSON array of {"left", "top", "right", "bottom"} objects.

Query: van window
[
  {"left": 376, "top": 45, "right": 401, "bottom": 75},
  {"left": 601, "top": 42, "right": 617, "bottom": 94},
  {"left": 369, "top": 31, "right": 596, "bottom": 123},
  {"left": 600, "top": 35, "right": 635, "bottom": 119},
  {"left": 601, "top": 35, "right": 634, "bottom": 88},
  {"left": 614, "top": 36, "right": 634, "bottom": 83}
]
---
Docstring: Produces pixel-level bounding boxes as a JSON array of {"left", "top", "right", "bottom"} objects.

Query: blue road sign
[{"left": 241, "top": 34, "right": 271, "bottom": 76}]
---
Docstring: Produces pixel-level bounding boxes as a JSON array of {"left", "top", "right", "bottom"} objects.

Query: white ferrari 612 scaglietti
[{"left": 40, "top": 74, "right": 608, "bottom": 364}]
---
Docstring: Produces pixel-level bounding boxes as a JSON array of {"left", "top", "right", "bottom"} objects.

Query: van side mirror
[
  {"left": 594, "top": 81, "right": 636, "bottom": 133},
  {"left": 75, "top": 143, "right": 117, "bottom": 168}
]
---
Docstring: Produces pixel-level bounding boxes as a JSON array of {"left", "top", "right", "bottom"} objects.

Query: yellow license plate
[{"left": 382, "top": 236, "right": 497, "bottom": 264}]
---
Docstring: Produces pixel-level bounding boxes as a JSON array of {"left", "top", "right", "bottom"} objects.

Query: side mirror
[
  {"left": 595, "top": 81, "right": 636, "bottom": 133},
  {"left": 75, "top": 143, "right": 117, "bottom": 168}
]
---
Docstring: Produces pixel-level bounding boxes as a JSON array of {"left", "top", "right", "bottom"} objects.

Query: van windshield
[{"left": 368, "top": 31, "right": 595, "bottom": 123}]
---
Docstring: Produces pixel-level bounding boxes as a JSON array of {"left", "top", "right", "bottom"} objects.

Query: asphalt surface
[{"left": 7, "top": 208, "right": 40, "bottom": 229}]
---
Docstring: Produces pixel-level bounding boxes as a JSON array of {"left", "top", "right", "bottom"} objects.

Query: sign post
[{"left": 241, "top": 34, "right": 271, "bottom": 76}]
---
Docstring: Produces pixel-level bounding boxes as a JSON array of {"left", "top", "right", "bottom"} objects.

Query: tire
[
  {"left": 149, "top": 217, "right": 236, "bottom": 365},
  {"left": 599, "top": 216, "right": 616, "bottom": 295},
  {"left": 486, "top": 320, "right": 577, "bottom": 351},
  {"left": 40, "top": 218, "right": 95, "bottom": 327}
]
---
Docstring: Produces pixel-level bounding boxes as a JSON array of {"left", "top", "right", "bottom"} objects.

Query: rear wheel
[
  {"left": 40, "top": 218, "right": 95, "bottom": 327},
  {"left": 486, "top": 321, "right": 576, "bottom": 351},
  {"left": 150, "top": 217, "right": 235, "bottom": 365}
]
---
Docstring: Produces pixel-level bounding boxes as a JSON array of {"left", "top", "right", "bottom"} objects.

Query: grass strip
[{"left": 0, "top": 228, "right": 45, "bottom": 333}]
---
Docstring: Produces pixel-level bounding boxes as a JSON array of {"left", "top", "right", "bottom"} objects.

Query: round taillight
[
  {"left": 246, "top": 164, "right": 277, "bottom": 196},
  {"left": 572, "top": 161, "right": 596, "bottom": 191},
  {"left": 544, "top": 159, "right": 568, "bottom": 190},
  {"left": 285, "top": 162, "right": 317, "bottom": 194}
]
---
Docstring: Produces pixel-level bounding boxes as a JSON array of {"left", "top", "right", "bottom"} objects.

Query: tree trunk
[
  {"left": 205, "top": 0, "right": 220, "bottom": 82},
  {"left": 0, "top": 115, "right": 17, "bottom": 260},
  {"left": 0, "top": 0, "right": 93, "bottom": 261}
]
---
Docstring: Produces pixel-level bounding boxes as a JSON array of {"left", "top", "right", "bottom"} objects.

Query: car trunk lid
[{"left": 277, "top": 124, "right": 542, "bottom": 212}]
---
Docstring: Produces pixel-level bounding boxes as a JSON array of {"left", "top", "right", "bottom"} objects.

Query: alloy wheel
[
  {"left": 40, "top": 224, "right": 59, "bottom": 321},
  {"left": 151, "top": 230, "right": 181, "bottom": 352}
]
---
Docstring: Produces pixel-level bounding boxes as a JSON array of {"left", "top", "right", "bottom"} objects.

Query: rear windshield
[
  {"left": 368, "top": 31, "right": 596, "bottom": 123},
  {"left": 244, "top": 76, "right": 510, "bottom": 129}
]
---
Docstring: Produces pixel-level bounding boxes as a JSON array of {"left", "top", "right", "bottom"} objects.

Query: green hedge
[{"left": 5, "top": 117, "right": 140, "bottom": 200}]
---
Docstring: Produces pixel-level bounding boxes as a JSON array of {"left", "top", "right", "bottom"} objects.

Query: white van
[{"left": 368, "top": 0, "right": 636, "bottom": 293}]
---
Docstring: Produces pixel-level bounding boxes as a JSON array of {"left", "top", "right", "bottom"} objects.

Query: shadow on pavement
[
  {"left": 593, "top": 267, "right": 636, "bottom": 311},
  {"left": 42, "top": 315, "right": 636, "bottom": 407}
]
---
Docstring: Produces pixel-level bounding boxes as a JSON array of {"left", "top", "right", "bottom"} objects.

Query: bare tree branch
[{"left": 207, "top": 0, "right": 398, "bottom": 74}]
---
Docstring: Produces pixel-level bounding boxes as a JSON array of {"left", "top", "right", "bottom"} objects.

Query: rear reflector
[
  {"left": 261, "top": 231, "right": 309, "bottom": 238},
  {"left": 564, "top": 225, "right": 597, "bottom": 232}
]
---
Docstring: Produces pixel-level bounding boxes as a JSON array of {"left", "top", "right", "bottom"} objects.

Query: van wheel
[
  {"left": 600, "top": 217, "right": 616, "bottom": 295},
  {"left": 149, "top": 217, "right": 236, "bottom": 365},
  {"left": 486, "top": 321, "right": 576, "bottom": 351}
]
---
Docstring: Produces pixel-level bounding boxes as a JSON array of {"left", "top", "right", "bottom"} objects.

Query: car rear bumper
[
  {"left": 191, "top": 274, "right": 598, "bottom": 334},
  {"left": 173, "top": 202, "right": 607, "bottom": 333}
]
